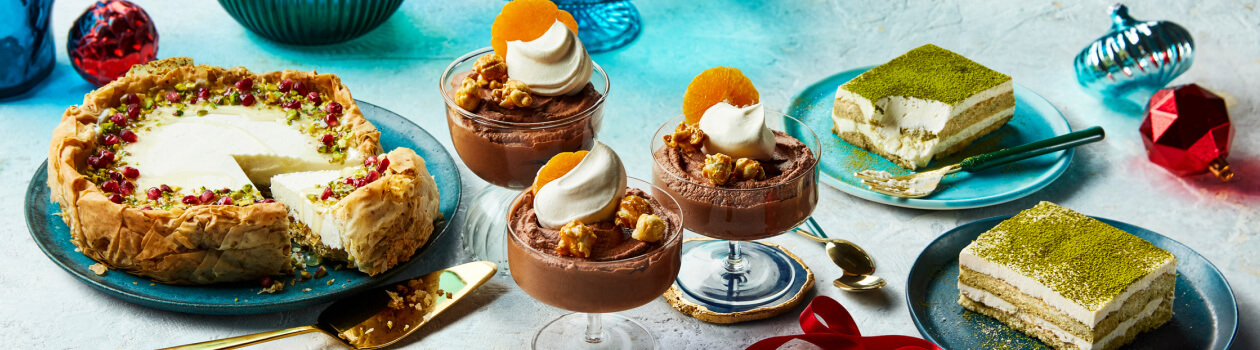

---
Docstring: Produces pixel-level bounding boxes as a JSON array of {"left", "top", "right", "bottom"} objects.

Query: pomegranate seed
[
  {"left": 196, "top": 87, "right": 210, "bottom": 101},
  {"left": 323, "top": 114, "right": 339, "bottom": 127},
  {"left": 260, "top": 198, "right": 276, "bottom": 203},
  {"left": 321, "top": 134, "right": 335, "bottom": 146},
  {"left": 127, "top": 104, "right": 140, "bottom": 119},
  {"left": 182, "top": 195, "right": 199, "bottom": 205},
  {"left": 320, "top": 187, "right": 333, "bottom": 200},
  {"left": 141, "top": 206, "right": 152, "bottom": 210},
  {"left": 122, "top": 166, "right": 140, "bottom": 179},
  {"left": 241, "top": 93, "right": 255, "bottom": 106},
  {"left": 109, "top": 171, "right": 124, "bottom": 182},
  {"left": 364, "top": 155, "right": 377, "bottom": 167},
  {"left": 87, "top": 156, "right": 103, "bottom": 168},
  {"left": 294, "top": 81, "right": 308, "bottom": 96},
  {"left": 103, "top": 135, "right": 120, "bottom": 146},
  {"left": 235, "top": 78, "right": 253, "bottom": 92},
  {"left": 365, "top": 170, "right": 380, "bottom": 182},
  {"left": 282, "top": 100, "right": 301, "bottom": 110},
  {"left": 108, "top": 194, "right": 124, "bottom": 203},
  {"left": 306, "top": 92, "right": 321, "bottom": 105},
  {"left": 160, "top": 184, "right": 172, "bottom": 192},
  {"left": 221, "top": 188, "right": 231, "bottom": 193},
  {"left": 200, "top": 189, "right": 216, "bottom": 204},
  {"left": 120, "top": 130, "right": 138, "bottom": 143},
  {"left": 376, "top": 158, "right": 390, "bottom": 173},
  {"left": 102, "top": 180, "right": 120, "bottom": 193},
  {"left": 98, "top": 149, "right": 115, "bottom": 163},
  {"left": 260, "top": 276, "right": 272, "bottom": 287},
  {"left": 110, "top": 113, "right": 127, "bottom": 126},
  {"left": 121, "top": 93, "right": 140, "bottom": 106},
  {"left": 165, "top": 91, "right": 180, "bottom": 103},
  {"left": 216, "top": 197, "right": 233, "bottom": 205},
  {"left": 278, "top": 79, "right": 294, "bottom": 93},
  {"left": 120, "top": 181, "right": 135, "bottom": 196},
  {"left": 342, "top": 177, "right": 355, "bottom": 185},
  {"left": 147, "top": 187, "right": 162, "bottom": 200},
  {"left": 324, "top": 102, "right": 342, "bottom": 115}
]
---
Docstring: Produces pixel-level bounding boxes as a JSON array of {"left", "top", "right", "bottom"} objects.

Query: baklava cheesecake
[{"left": 47, "top": 57, "right": 440, "bottom": 284}]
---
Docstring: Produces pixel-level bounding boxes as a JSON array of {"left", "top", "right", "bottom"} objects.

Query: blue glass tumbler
[
  {"left": 0, "top": 0, "right": 55, "bottom": 98},
  {"left": 554, "top": 0, "right": 641, "bottom": 53}
]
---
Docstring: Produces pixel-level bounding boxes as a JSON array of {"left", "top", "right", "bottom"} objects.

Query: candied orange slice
[
  {"left": 533, "top": 150, "right": 588, "bottom": 193},
  {"left": 491, "top": 0, "right": 580, "bottom": 57},
  {"left": 682, "top": 67, "right": 760, "bottom": 124}
]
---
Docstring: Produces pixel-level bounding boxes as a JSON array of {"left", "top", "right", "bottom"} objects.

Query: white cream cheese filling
[
  {"left": 834, "top": 81, "right": 1011, "bottom": 133},
  {"left": 960, "top": 246, "right": 1176, "bottom": 327},
  {"left": 270, "top": 169, "right": 347, "bottom": 250},
  {"left": 961, "top": 283, "right": 1168, "bottom": 350}
]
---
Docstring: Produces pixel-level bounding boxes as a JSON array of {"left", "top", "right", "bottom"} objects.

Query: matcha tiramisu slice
[
  {"left": 833, "top": 44, "right": 1014, "bottom": 169},
  {"left": 958, "top": 202, "right": 1177, "bottom": 350}
]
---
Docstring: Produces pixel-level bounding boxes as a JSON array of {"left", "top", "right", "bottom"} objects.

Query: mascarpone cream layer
[
  {"left": 959, "top": 246, "right": 1176, "bottom": 327},
  {"left": 835, "top": 80, "right": 1012, "bottom": 133},
  {"left": 961, "top": 283, "right": 1167, "bottom": 350},
  {"left": 122, "top": 105, "right": 357, "bottom": 191},
  {"left": 833, "top": 106, "right": 1013, "bottom": 168}
]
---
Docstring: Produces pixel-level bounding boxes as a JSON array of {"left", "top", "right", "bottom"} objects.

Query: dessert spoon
[
  {"left": 795, "top": 217, "right": 886, "bottom": 291},
  {"left": 856, "top": 126, "right": 1105, "bottom": 199},
  {"left": 160, "top": 261, "right": 496, "bottom": 350}
]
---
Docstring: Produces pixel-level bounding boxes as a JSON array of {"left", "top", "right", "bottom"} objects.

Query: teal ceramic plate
[
  {"left": 907, "top": 216, "right": 1237, "bottom": 349},
  {"left": 25, "top": 101, "right": 460, "bottom": 315},
  {"left": 784, "top": 67, "right": 1072, "bottom": 209}
]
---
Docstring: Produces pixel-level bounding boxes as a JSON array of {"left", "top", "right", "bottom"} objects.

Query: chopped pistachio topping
[
  {"left": 966, "top": 202, "right": 1175, "bottom": 311},
  {"left": 843, "top": 44, "right": 1010, "bottom": 105}
]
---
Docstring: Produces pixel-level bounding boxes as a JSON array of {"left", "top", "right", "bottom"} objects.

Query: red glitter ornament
[
  {"left": 67, "top": 0, "right": 158, "bottom": 87},
  {"left": 1139, "top": 84, "right": 1234, "bottom": 181}
]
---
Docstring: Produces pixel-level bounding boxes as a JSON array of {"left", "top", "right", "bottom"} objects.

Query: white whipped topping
[
  {"left": 533, "top": 142, "right": 627, "bottom": 229},
  {"left": 697, "top": 102, "right": 777, "bottom": 160},
  {"left": 505, "top": 20, "right": 594, "bottom": 97}
]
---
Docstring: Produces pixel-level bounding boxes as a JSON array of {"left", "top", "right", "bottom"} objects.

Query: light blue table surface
[{"left": 1, "top": 1, "right": 1257, "bottom": 349}]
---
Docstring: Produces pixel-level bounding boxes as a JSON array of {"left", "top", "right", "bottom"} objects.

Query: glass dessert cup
[
  {"left": 507, "top": 177, "right": 683, "bottom": 350},
  {"left": 650, "top": 113, "right": 820, "bottom": 308},
  {"left": 440, "top": 47, "right": 609, "bottom": 267}
]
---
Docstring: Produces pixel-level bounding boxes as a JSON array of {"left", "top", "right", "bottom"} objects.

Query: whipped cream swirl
[
  {"left": 533, "top": 142, "right": 627, "bottom": 229},
  {"left": 698, "top": 102, "right": 777, "bottom": 160},
  {"left": 505, "top": 20, "right": 594, "bottom": 97}
]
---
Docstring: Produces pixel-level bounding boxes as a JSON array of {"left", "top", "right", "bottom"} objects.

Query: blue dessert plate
[
  {"left": 784, "top": 67, "right": 1073, "bottom": 210},
  {"left": 25, "top": 100, "right": 461, "bottom": 315},
  {"left": 907, "top": 216, "right": 1237, "bottom": 350}
]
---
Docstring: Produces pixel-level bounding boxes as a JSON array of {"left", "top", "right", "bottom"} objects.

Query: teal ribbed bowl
[{"left": 218, "top": 0, "right": 403, "bottom": 45}]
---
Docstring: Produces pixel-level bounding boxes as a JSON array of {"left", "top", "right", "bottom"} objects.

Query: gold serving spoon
[
  {"left": 160, "top": 261, "right": 497, "bottom": 350},
  {"left": 856, "top": 126, "right": 1105, "bottom": 198},
  {"left": 795, "top": 218, "right": 886, "bottom": 291}
]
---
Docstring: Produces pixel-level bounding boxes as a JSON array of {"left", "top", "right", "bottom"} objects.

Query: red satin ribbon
[{"left": 747, "top": 296, "right": 943, "bottom": 350}]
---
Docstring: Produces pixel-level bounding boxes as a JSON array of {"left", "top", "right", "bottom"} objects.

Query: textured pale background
[{"left": 0, "top": 0, "right": 1256, "bottom": 349}]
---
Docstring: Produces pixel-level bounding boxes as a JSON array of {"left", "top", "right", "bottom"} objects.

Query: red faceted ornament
[
  {"left": 1139, "top": 84, "right": 1234, "bottom": 181},
  {"left": 67, "top": 0, "right": 158, "bottom": 87}
]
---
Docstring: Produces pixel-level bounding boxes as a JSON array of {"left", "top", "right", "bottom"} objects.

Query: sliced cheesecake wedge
[
  {"left": 832, "top": 44, "right": 1014, "bottom": 170},
  {"left": 271, "top": 147, "right": 442, "bottom": 276}
]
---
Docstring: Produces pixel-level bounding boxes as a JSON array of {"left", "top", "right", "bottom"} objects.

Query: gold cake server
[{"left": 161, "top": 261, "right": 497, "bottom": 350}]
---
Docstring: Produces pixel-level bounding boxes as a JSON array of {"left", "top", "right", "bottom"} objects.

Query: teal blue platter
[
  {"left": 907, "top": 216, "right": 1237, "bottom": 350},
  {"left": 24, "top": 101, "right": 461, "bottom": 315},
  {"left": 784, "top": 67, "right": 1073, "bottom": 209}
]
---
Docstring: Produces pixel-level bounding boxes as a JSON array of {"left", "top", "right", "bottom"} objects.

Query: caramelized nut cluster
[
  {"left": 704, "top": 153, "right": 766, "bottom": 185},
  {"left": 615, "top": 195, "right": 654, "bottom": 228},
  {"left": 733, "top": 158, "right": 767, "bottom": 181},
  {"left": 703, "top": 153, "right": 734, "bottom": 186},
  {"left": 663, "top": 122, "right": 707, "bottom": 156},
  {"left": 556, "top": 220, "right": 597, "bottom": 258},
  {"left": 454, "top": 54, "right": 535, "bottom": 111},
  {"left": 632, "top": 214, "right": 667, "bottom": 243}
]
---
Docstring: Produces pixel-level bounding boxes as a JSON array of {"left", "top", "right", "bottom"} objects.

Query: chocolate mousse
[
  {"left": 508, "top": 187, "right": 682, "bottom": 313},
  {"left": 653, "top": 130, "right": 818, "bottom": 241},
  {"left": 445, "top": 71, "right": 602, "bottom": 188}
]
